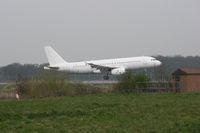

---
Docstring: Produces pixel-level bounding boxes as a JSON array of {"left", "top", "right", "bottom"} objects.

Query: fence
[
  {"left": 0, "top": 90, "right": 16, "bottom": 99},
  {"left": 130, "top": 81, "right": 177, "bottom": 93}
]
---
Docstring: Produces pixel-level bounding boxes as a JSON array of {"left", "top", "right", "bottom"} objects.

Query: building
[{"left": 172, "top": 68, "right": 200, "bottom": 92}]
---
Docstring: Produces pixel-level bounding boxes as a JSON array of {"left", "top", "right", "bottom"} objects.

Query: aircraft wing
[{"left": 87, "top": 63, "right": 116, "bottom": 73}]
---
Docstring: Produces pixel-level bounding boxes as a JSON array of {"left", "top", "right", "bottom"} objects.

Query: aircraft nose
[{"left": 156, "top": 60, "right": 162, "bottom": 66}]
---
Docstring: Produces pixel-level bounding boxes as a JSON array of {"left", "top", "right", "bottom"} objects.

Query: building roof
[{"left": 172, "top": 68, "right": 200, "bottom": 76}]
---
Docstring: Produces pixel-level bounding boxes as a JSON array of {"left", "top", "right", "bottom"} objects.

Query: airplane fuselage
[
  {"left": 44, "top": 46, "right": 161, "bottom": 79},
  {"left": 45, "top": 56, "right": 161, "bottom": 75}
]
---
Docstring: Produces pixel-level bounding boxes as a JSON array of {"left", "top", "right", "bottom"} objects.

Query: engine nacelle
[
  {"left": 111, "top": 68, "right": 126, "bottom": 75},
  {"left": 93, "top": 69, "right": 101, "bottom": 73},
  {"left": 44, "top": 66, "right": 50, "bottom": 70}
]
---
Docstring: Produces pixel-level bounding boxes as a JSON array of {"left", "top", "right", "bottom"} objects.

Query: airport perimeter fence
[
  {"left": 131, "top": 87, "right": 176, "bottom": 93},
  {"left": 0, "top": 81, "right": 178, "bottom": 99},
  {"left": 114, "top": 81, "right": 177, "bottom": 93},
  {"left": 0, "top": 90, "right": 16, "bottom": 99},
  {"left": 137, "top": 81, "right": 176, "bottom": 93},
  {"left": 0, "top": 83, "right": 17, "bottom": 99}
]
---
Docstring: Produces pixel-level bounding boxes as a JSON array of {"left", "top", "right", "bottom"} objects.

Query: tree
[{"left": 114, "top": 71, "right": 150, "bottom": 93}]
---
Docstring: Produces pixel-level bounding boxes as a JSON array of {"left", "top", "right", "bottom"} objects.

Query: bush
[
  {"left": 113, "top": 72, "right": 136, "bottom": 93},
  {"left": 16, "top": 70, "right": 103, "bottom": 98},
  {"left": 135, "top": 74, "right": 150, "bottom": 88},
  {"left": 113, "top": 71, "right": 150, "bottom": 93}
]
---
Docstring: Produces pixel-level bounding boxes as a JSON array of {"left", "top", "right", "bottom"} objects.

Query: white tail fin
[{"left": 44, "top": 46, "right": 68, "bottom": 66}]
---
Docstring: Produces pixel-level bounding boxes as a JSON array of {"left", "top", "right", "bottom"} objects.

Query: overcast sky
[{"left": 0, "top": 0, "right": 200, "bottom": 66}]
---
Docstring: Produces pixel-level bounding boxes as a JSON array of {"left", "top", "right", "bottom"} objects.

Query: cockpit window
[{"left": 151, "top": 59, "right": 156, "bottom": 61}]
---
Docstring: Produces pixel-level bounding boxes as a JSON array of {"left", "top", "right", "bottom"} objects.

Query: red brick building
[{"left": 172, "top": 68, "right": 200, "bottom": 92}]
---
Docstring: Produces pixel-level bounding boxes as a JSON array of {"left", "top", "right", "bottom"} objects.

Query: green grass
[{"left": 0, "top": 93, "right": 200, "bottom": 133}]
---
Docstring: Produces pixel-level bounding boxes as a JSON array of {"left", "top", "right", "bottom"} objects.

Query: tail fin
[{"left": 44, "top": 46, "right": 68, "bottom": 66}]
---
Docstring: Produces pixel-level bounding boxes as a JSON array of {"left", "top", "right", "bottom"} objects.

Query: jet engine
[
  {"left": 111, "top": 67, "right": 126, "bottom": 75},
  {"left": 93, "top": 69, "right": 101, "bottom": 73}
]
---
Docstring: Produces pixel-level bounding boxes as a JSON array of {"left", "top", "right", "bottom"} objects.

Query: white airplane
[{"left": 44, "top": 46, "right": 161, "bottom": 80}]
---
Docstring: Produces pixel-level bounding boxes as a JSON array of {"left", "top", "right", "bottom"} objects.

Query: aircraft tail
[{"left": 44, "top": 46, "right": 68, "bottom": 66}]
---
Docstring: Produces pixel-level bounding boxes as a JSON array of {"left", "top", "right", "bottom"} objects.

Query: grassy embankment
[{"left": 0, "top": 93, "right": 200, "bottom": 133}]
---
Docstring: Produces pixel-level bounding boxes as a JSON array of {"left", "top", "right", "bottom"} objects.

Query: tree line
[{"left": 1, "top": 56, "right": 200, "bottom": 82}]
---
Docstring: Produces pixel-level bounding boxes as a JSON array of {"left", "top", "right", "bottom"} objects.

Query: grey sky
[{"left": 0, "top": 0, "right": 200, "bottom": 66}]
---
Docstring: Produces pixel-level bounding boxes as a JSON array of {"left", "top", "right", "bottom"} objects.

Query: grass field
[{"left": 0, "top": 93, "right": 200, "bottom": 133}]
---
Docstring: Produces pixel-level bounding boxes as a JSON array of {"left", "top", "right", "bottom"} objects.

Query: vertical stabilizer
[{"left": 44, "top": 46, "right": 67, "bottom": 66}]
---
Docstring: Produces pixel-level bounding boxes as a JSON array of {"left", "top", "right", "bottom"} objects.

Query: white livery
[{"left": 44, "top": 46, "right": 161, "bottom": 79}]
